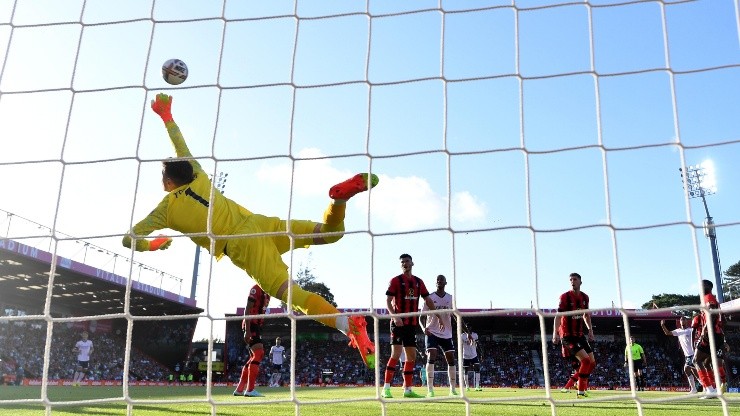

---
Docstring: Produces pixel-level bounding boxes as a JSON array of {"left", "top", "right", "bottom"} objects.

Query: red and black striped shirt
[
  {"left": 691, "top": 315, "right": 702, "bottom": 343},
  {"left": 701, "top": 293, "right": 724, "bottom": 336},
  {"left": 242, "top": 284, "right": 270, "bottom": 330},
  {"left": 386, "top": 273, "right": 430, "bottom": 326},
  {"left": 557, "top": 290, "right": 589, "bottom": 337}
]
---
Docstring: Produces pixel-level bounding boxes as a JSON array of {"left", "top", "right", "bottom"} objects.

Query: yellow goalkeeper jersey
[{"left": 122, "top": 122, "right": 253, "bottom": 257}]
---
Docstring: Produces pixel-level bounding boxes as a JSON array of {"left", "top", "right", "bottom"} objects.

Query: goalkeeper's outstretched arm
[
  {"left": 150, "top": 93, "right": 205, "bottom": 176},
  {"left": 121, "top": 198, "right": 172, "bottom": 252}
]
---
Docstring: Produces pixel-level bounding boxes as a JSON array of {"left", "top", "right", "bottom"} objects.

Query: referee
[{"left": 624, "top": 336, "right": 647, "bottom": 391}]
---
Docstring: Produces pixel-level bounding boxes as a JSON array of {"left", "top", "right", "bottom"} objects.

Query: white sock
[
  {"left": 474, "top": 372, "right": 480, "bottom": 389},
  {"left": 384, "top": 383, "right": 390, "bottom": 389},
  {"left": 336, "top": 316, "right": 349, "bottom": 335},
  {"left": 426, "top": 363, "right": 435, "bottom": 391},
  {"left": 688, "top": 375, "right": 695, "bottom": 390},
  {"left": 448, "top": 365, "right": 457, "bottom": 391}
]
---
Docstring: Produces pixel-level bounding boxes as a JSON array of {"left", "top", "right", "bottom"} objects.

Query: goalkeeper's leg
[
  {"left": 226, "top": 226, "right": 374, "bottom": 368},
  {"left": 268, "top": 173, "right": 380, "bottom": 253},
  {"left": 268, "top": 204, "right": 347, "bottom": 254}
]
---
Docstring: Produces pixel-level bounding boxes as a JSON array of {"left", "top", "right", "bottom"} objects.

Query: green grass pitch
[{"left": 0, "top": 386, "right": 735, "bottom": 416}]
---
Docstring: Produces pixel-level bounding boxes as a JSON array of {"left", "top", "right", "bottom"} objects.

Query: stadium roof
[{"left": 0, "top": 239, "right": 201, "bottom": 317}]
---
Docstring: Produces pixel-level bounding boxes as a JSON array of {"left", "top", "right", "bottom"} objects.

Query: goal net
[{"left": 0, "top": 0, "right": 738, "bottom": 415}]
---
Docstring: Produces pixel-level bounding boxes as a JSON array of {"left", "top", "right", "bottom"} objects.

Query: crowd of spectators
[
  {"left": 3, "top": 306, "right": 739, "bottom": 390},
  {"left": 545, "top": 337, "right": 740, "bottom": 390},
  {"left": 133, "top": 320, "right": 195, "bottom": 350},
  {"left": 224, "top": 334, "right": 740, "bottom": 389},
  {"left": 0, "top": 321, "right": 169, "bottom": 382},
  {"left": 226, "top": 338, "right": 371, "bottom": 386},
  {"left": 479, "top": 341, "right": 540, "bottom": 388},
  {"left": 225, "top": 338, "right": 539, "bottom": 388}
]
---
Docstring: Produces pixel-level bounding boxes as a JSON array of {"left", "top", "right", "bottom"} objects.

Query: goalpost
[{"left": 0, "top": 1, "right": 738, "bottom": 415}]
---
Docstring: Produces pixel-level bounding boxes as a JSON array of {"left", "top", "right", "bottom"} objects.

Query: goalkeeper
[{"left": 122, "top": 93, "right": 378, "bottom": 369}]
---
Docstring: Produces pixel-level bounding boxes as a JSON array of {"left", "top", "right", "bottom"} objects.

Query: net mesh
[{"left": 0, "top": 0, "right": 739, "bottom": 415}]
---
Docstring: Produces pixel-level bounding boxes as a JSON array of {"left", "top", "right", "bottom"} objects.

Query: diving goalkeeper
[{"left": 122, "top": 93, "right": 377, "bottom": 368}]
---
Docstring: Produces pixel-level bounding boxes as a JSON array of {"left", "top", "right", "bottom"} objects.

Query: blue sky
[{"left": 0, "top": 0, "right": 738, "bottom": 341}]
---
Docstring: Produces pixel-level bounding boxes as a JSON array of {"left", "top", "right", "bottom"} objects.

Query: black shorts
[
  {"left": 684, "top": 355, "right": 695, "bottom": 368},
  {"left": 272, "top": 363, "right": 283, "bottom": 371},
  {"left": 632, "top": 359, "right": 644, "bottom": 370},
  {"left": 245, "top": 323, "right": 263, "bottom": 347},
  {"left": 390, "top": 323, "right": 417, "bottom": 347},
  {"left": 77, "top": 360, "right": 90, "bottom": 369},
  {"left": 463, "top": 357, "right": 480, "bottom": 368},
  {"left": 425, "top": 333, "right": 455, "bottom": 353},
  {"left": 561, "top": 335, "right": 592, "bottom": 357},
  {"left": 696, "top": 334, "right": 725, "bottom": 357}
]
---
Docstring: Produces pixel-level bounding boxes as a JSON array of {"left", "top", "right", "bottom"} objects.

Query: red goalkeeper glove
[
  {"left": 151, "top": 93, "right": 174, "bottom": 123},
  {"left": 149, "top": 235, "right": 172, "bottom": 251}
]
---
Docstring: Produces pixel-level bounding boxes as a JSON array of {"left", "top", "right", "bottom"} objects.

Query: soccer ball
[{"left": 162, "top": 59, "right": 188, "bottom": 85}]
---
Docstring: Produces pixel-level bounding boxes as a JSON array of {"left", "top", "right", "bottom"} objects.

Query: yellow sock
[
  {"left": 304, "top": 293, "right": 340, "bottom": 328},
  {"left": 323, "top": 202, "right": 346, "bottom": 227},
  {"left": 283, "top": 284, "right": 339, "bottom": 329}
]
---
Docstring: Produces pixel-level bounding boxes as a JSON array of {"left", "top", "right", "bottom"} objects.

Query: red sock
[
  {"left": 403, "top": 361, "right": 415, "bottom": 388},
  {"left": 247, "top": 349, "right": 264, "bottom": 391},
  {"left": 236, "top": 364, "right": 250, "bottom": 392},
  {"left": 704, "top": 369, "right": 717, "bottom": 388},
  {"left": 384, "top": 357, "right": 399, "bottom": 385},
  {"left": 577, "top": 358, "right": 594, "bottom": 392},
  {"left": 564, "top": 373, "right": 578, "bottom": 389},
  {"left": 719, "top": 366, "right": 726, "bottom": 383},
  {"left": 698, "top": 369, "right": 712, "bottom": 388},
  {"left": 247, "top": 362, "right": 260, "bottom": 391}
]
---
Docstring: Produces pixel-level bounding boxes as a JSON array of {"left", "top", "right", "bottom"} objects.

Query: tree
[
  {"left": 642, "top": 293, "right": 700, "bottom": 317},
  {"left": 281, "top": 262, "right": 337, "bottom": 309},
  {"left": 724, "top": 260, "right": 740, "bottom": 299},
  {"left": 726, "top": 261, "right": 740, "bottom": 278}
]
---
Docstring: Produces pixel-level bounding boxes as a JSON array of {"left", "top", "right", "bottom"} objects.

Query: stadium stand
[
  {"left": 0, "top": 235, "right": 201, "bottom": 385},
  {"left": 224, "top": 309, "right": 740, "bottom": 390}
]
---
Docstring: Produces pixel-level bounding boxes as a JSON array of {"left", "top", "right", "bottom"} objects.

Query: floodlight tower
[
  {"left": 190, "top": 172, "right": 228, "bottom": 300},
  {"left": 679, "top": 160, "right": 724, "bottom": 302}
]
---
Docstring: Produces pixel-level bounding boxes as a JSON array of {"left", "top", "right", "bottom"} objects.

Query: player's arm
[
  {"left": 150, "top": 93, "right": 205, "bottom": 175},
  {"left": 449, "top": 298, "right": 459, "bottom": 329},
  {"left": 583, "top": 312, "right": 594, "bottom": 341},
  {"left": 476, "top": 341, "right": 483, "bottom": 361},
  {"left": 122, "top": 198, "right": 172, "bottom": 252},
  {"left": 422, "top": 295, "right": 444, "bottom": 331},
  {"left": 698, "top": 314, "right": 708, "bottom": 340},
  {"left": 640, "top": 345, "right": 646, "bottom": 366},
  {"left": 419, "top": 299, "right": 429, "bottom": 333},
  {"left": 552, "top": 315, "right": 562, "bottom": 344},
  {"left": 387, "top": 296, "right": 403, "bottom": 326},
  {"left": 243, "top": 297, "right": 256, "bottom": 343},
  {"left": 553, "top": 294, "right": 565, "bottom": 344},
  {"left": 659, "top": 320, "right": 673, "bottom": 336},
  {"left": 624, "top": 345, "right": 629, "bottom": 366}
]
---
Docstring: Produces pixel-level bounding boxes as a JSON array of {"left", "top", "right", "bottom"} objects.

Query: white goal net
[{"left": 0, "top": 1, "right": 738, "bottom": 415}]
